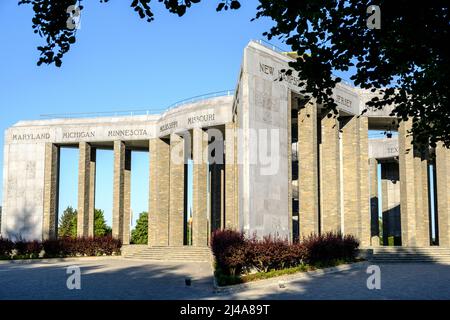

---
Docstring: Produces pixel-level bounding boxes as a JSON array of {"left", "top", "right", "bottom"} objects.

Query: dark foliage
[
  {"left": 211, "top": 229, "right": 359, "bottom": 276},
  {"left": 0, "top": 237, "right": 14, "bottom": 258},
  {"left": 255, "top": 1, "right": 450, "bottom": 148},
  {"left": 302, "top": 232, "right": 360, "bottom": 264},
  {"left": 24, "top": 240, "right": 43, "bottom": 258},
  {"left": 211, "top": 229, "right": 247, "bottom": 276},
  {"left": 40, "top": 236, "right": 121, "bottom": 258},
  {"left": 246, "top": 234, "right": 298, "bottom": 272}
]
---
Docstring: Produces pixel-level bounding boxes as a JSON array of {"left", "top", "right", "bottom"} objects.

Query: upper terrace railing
[
  {"left": 39, "top": 90, "right": 234, "bottom": 119},
  {"left": 253, "top": 39, "right": 290, "bottom": 54},
  {"left": 252, "top": 39, "right": 354, "bottom": 87},
  {"left": 166, "top": 90, "right": 234, "bottom": 109}
]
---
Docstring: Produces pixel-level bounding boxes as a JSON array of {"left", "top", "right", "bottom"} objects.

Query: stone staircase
[
  {"left": 123, "top": 245, "right": 213, "bottom": 262},
  {"left": 368, "top": 247, "right": 450, "bottom": 263}
]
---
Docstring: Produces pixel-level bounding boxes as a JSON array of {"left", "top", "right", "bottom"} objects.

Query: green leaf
[
  {"left": 230, "top": 1, "right": 241, "bottom": 10},
  {"left": 216, "top": 2, "right": 225, "bottom": 12}
]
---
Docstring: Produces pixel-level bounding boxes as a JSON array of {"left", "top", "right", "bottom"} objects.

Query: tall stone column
[
  {"left": 77, "top": 142, "right": 96, "bottom": 238},
  {"left": 320, "top": 112, "right": 341, "bottom": 233},
  {"left": 169, "top": 133, "right": 185, "bottom": 246},
  {"left": 369, "top": 158, "right": 380, "bottom": 246},
  {"left": 341, "top": 116, "right": 370, "bottom": 246},
  {"left": 220, "top": 167, "right": 225, "bottom": 230},
  {"left": 359, "top": 117, "right": 370, "bottom": 246},
  {"left": 225, "top": 122, "right": 237, "bottom": 229},
  {"left": 112, "top": 141, "right": 131, "bottom": 244},
  {"left": 42, "top": 143, "right": 60, "bottom": 240},
  {"left": 298, "top": 102, "right": 319, "bottom": 238},
  {"left": 399, "top": 120, "right": 418, "bottom": 246},
  {"left": 399, "top": 120, "right": 431, "bottom": 246},
  {"left": 414, "top": 146, "right": 430, "bottom": 246},
  {"left": 149, "top": 138, "right": 170, "bottom": 246},
  {"left": 436, "top": 144, "right": 450, "bottom": 247},
  {"left": 192, "top": 128, "right": 208, "bottom": 246}
]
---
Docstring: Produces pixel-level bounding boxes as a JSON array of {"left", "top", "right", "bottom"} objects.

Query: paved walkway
[
  {"left": 0, "top": 257, "right": 215, "bottom": 300},
  {"left": 1, "top": 258, "right": 449, "bottom": 299}
]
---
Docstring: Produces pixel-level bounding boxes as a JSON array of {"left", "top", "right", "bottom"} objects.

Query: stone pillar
[
  {"left": 399, "top": 120, "right": 431, "bottom": 246},
  {"left": 320, "top": 112, "right": 341, "bottom": 233},
  {"left": 359, "top": 117, "right": 370, "bottom": 246},
  {"left": 225, "top": 122, "right": 238, "bottom": 229},
  {"left": 298, "top": 102, "right": 319, "bottom": 238},
  {"left": 436, "top": 144, "right": 450, "bottom": 247},
  {"left": 414, "top": 146, "right": 430, "bottom": 246},
  {"left": 192, "top": 128, "right": 208, "bottom": 246},
  {"left": 220, "top": 167, "right": 225, "bottom": 230},
  {"left": 112, "top": 141, "right": 131, "bottom": 244},
  {"left": 369, "top": 158, "right": 380, "bottom": 246},
  {"left": 42, "top": 143, "right": 60, "bottom": 240},
  {"left": 341, "top": 116, "right": 370, "bottom": 246},
  {"left": 149, "top": 138, "right": 170, "bottom": 246},
  {"left": 398, "top": 120, "right": 418, "bottom": 246},
  {"left": 169, "top": 133, "right": 185, "bottom": 246},
  {"left": 77, "top": 142, "right": 96, "bottom": 238}
]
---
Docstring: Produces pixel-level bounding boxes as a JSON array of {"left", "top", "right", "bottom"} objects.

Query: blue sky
[{"left": 0, "top": 0, "right": 282, "bottom": 226}]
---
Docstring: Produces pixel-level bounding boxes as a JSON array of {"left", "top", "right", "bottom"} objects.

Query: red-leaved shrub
[
  {"left": 42, "top": 236, "right": 121, "bottom": 258},
  {"left": 302, "top": 232, "right": 359, "bottom": 264},
  {"left": 211, "top": 230, "right": 359, "bottom": 276},
  {"left": 247, "top": 235, "right": 292, "bottom": 272},
  {"left": 25, "top": 240, "right": 43, "bottom": 258},
  {"left": 210, "top": 229, "right": 247, "bottom": 275},
  {"left": 0, "top": 237, "right": 14, "bottom": 258}
]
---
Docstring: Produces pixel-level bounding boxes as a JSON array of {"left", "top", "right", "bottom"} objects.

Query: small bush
[
  {"left": 0, "top": 237, "right": 14, "bottom": 259},
  {"left": 96, "top": 236, "right": 121, "bottom": 255},
  {"left": 42, "top": 239, "right": 63, "bottom": 258},
  {"left": 14, "top": 240, "right": 28, "bottom": 256},
  {"left": 247, "top": 235, "right": 292, "bottom": 272},
  {"left": 302, "top": 232, "right": 359, "bottom": 264},
  {"left": 342, "top": 234, "right": 360, "bottom": 260},
  {"left": 211, "top": 229, "right": 247, "bottom": 276},
  {"left": 25, "top": 240, "right": 43, "bottom": 259}
]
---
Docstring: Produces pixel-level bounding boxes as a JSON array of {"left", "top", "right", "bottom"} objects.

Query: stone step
[
  {"left": 122, "top": 246, "right": 213, "bottom": 261},
  {"left": 367, "top": 247, "right": 450, "bottom": 263},
  {"left": 130, "top": 254, "right": 211, "bottom": 258},
  {"left": 372, "top": 247, "right": 450, "bottom": 251},
  {"left": 372, "top": 258, "right": 450, "bottom": 260}
]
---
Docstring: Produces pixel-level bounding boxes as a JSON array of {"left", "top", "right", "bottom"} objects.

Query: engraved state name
[
  {"left": 12, "top": 133, "right": 51, "bottom": 141},
  {"left": 107, "top": 129, "right": 149, "bottom": 137}
]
